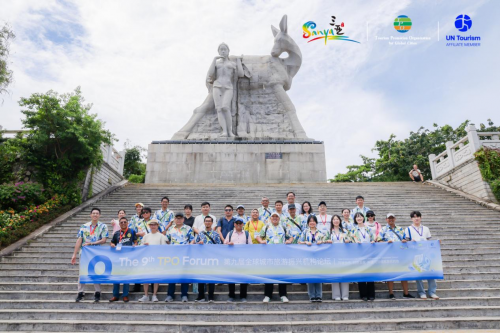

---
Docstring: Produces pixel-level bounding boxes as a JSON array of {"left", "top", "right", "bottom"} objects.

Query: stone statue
[{"left": 172, "top": 15, "right": 308, "bottom": 140}]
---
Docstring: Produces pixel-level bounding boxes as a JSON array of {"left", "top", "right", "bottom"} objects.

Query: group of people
[{"left": 71, "top": 192, "right": 439, "bottom": 303}]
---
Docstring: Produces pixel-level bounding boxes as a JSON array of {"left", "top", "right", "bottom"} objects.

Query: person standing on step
[
  {"left": 316, "top": 201, "right": 332, "bottom": 234},
  {"left": 258, "top": 197, "right": 273, "bottom": 222},
  {"left": 283, "top": 191, "right": 302, "bottom": 215},
  {"left": 235, "top": 205, "right": 250, "bottom": 222},
  {"left": 350, "top": 196, "right": 371, "bottom": 223},
  {"left": 365, "top": 210, "right": 382, "bottom": 240},
  {"left": 183, "top": 204, "right": 195, "bottom": 228},
  {"left": 244, "top": 208, "right": 265, "bottom": 244},
  {"left": 216, "top": 205, "right": 236, "bottom": 241},
  {"left": 409, "top": 164, "right": 424, "bottom": 183},
  {"left": 256, "top": 212, "right": 291, "bottom": 303},
  {"left": 138, "top": 219, "right": 167, "bottom": 302},
  {"left": 324, "top": 215, "right": 351, "bottom": 301},
  {"left": 341, "top": 208, "right": 354, "bottom": 231},
  {"left": 282, "top": 204, "right": 303, "bottom": 244},
  {"left": 155, "top": 196, "right": 175, "bottom": 233},
  {"left": 404, "top": 211, "right": 439, "bottom": 300},
  {"left": 129, "top": 203, "right": 144, "bottom": 292},
  {"left": 350, "top": 212, "right": 376, "bottom": 301},
  {"left": 380, "top": 213, "right": 415, "bottom": 300},
  {"left": 195, "top": 216, "right": 222, "bottom": 303},
  {"left": 298, "top": 215, "right": 325, "bottom": 302},
  {"left": 109, "top": 216, "right": 137, "bottom": 303},
  {"left": 268, "top": 200, "right": 288, "bottom": 225},
  {"left": 72, "top": 207, "right": 109, "bottom": 303},
  {"left": 137, "top": 207, "right": 165, "bottom": 236},
  {"left": 110, "top": 209, "right": 126, "bottom": 235},
  {"left": 225, "top": 218, "right": 251, "bottom": 302},
  {"left": 165, "top": 212, "right": 195, "bottom": 302},
  {"left": 300, "top": 201, "right": 314, "bottom": 230},
  {"left": 193, "top": 202, "right": 217, "bottom": 234}
]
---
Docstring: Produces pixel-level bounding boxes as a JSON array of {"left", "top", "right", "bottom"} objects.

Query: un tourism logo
[
  {"left": 394, "top": 15, "right": 412, "bottom": 33},
  {"left": 455, "top": 14, "right": 472, "bottom": 32}
]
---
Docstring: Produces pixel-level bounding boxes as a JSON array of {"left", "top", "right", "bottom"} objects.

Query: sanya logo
[
  {"left": 394, "top": 15, "right": 412, "bottom": 33},
  {"left": 455, "top": 14, "right": 472, "bottom": 32},
  {"left": 302, "top": 16, "right": 360, "bottom": 45}
]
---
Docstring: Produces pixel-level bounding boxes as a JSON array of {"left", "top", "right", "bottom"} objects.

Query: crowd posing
[{"left": 71, "top": 192, "right": 439, "bottom": 303}]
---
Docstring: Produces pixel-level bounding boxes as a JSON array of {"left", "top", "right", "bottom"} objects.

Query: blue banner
[{"left": 79, "top": 241, "right": 443, "bottom": 284}]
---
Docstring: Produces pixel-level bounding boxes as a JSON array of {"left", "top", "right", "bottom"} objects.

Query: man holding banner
[
  {"left": 72, "top": 207, "right": 108, "bottom": 303},
  {"left": 256, "top": 212, "right": 291, "bottom": 303}
]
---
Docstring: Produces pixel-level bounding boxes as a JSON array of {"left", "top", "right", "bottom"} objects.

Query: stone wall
[
  {"left": 145, "top": 142, "right": 327, "bottom": 184},
  {"left": 434, "top": 159, "right": 498, "bottom": 203},
  {"left": 81, "top": 162, "right": 125, "bottom": 201}
]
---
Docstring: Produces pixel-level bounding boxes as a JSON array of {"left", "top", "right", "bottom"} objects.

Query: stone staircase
[{"left": 1, "top": 182, "right": 500, "bottom": 332}]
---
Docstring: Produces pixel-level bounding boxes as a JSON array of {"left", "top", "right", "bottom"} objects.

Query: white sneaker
[
  {"left": 430, "top": 294, "right": 439, "bottom": 300},
  {"left": 334, "top": 297, "right": 341, "bottom": 301},
  {"left": 263, "top": 296, "right": 270, "bottom": 303},
  {"left": 420, "top": 294, "right": 428, "bottom": 299},
  {"left": 138, "top": 295, "right": 149, "bottom": 302},
  {"left": 281, "top": 296, "right": 289, "bottom": 303},
  {"left": 342, "top": 298, "right": 349, "bottom": 301},
  {"left": 151, "top": 295, "right": 158, "bottom": 302}
]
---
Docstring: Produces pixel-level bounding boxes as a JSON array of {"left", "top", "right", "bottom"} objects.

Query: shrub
[
  {"left": 0, "top": 194, "right": 70, "bottom": 248},
  {"left": 0, "top": 181, "right": 47, "bottom": 212},
  {"left": 475, "top": 147, "right": 500, "bottom": 202},
  {"left": 128, "top": 174, "right": 145, "bottom": 183}
]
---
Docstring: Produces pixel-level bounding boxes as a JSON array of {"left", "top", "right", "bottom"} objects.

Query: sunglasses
[
  {"left": 225, "top": 209, "right": 233, "bottom": 212},
  {"left": 119, "top": 221, "right": 128, "bottom": 224},
  {"left": 366, "top": 214, "right": 375, "bottom": 217}
]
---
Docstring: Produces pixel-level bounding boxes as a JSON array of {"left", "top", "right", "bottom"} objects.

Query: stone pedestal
[{"left": 145, "top": 141, "right": 326, "bottom": 184}]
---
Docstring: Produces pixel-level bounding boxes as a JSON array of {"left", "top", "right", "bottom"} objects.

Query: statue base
[{"left": 145, "top": 140, "right": 326, "bottom": 184}]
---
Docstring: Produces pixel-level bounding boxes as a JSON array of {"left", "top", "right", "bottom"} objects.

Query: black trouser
[
  {"left": 198, "top": 283, "right": 215, "bottom": 299},
  {"left": 264, "top": 284, "right": 287, "bottom": 298},
  {"left": 358, "top": 282, "right": 375, "bottom": 299},
  {"left": 228, "top": 284, "right": 248, "bottom": 298}
]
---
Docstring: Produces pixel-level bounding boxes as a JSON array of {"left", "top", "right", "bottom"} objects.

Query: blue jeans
[
  {"left": 307, "top": 283, "right": 322, "bottom": 299},
  {"left": 168, "top": 283, "right": 189, "bottom": 298},
  {"left": 416, "top": 279, "right": 437, "bottom": 296},
  {"left": 112, "top": 283, "right": 129, "bottom": 297}
]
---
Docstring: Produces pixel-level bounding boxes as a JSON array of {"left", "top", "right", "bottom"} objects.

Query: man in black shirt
[
  {"left": 183, "top": 204, "right": 195, "bottom": 228},
  {"left": 109, "top": 217, "right": 137, "bottom": 302}
]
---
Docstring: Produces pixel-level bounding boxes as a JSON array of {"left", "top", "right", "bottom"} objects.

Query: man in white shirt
[
  {"left": 283, "top": 191, "right": 302, "bottom": 215},
  {"left": 193, "top": 202, "right": 217, "bottom": 234},
  {"left": 404, "top": 211, "right": 439, "bottom": 300},
  {"left": 409, "top": 164, "right": 424, "bottom": 182},
  {"left": 350, "top": 196, "right": 370, "bottom": 222},
  {"left": 316, "top": 201, "right": 332, "bottom": 233},
  {"left": 224, "top": 219, "right": 251, "bottom": 302}
]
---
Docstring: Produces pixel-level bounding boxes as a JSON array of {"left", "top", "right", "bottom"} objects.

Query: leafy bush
[
  {"left": 0, "top": 194, "right": 70, "bottom": 248},
  {"left": 0, "top": 133, "right": 24, "bottom": 184},
  {"left": 124, "top": 146, "right": 146, "bottom": 178},
  {"left": 128, "top": 174, "right": 145, "bottom": 183},
  {"left": 475, "top": 147, "right": 500, "bottom": 202},
  {"left": 0, "top": 182, "right": 47, "bottom": 212}
]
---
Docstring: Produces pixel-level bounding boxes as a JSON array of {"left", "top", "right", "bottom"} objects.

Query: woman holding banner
[
  {"left": 325, "top": 215, "right": 351, "bottom": 301},
  {"left": 299, "top": 215, "right": 325, "bottom": 302},
  {"left": 350, "top": 212, "right": 377, "bottom": 301}
]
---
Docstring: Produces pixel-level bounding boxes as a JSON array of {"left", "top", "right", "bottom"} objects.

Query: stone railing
[
  {"left": 101, "top": 144, "right": 125, "bottom": 175},
  {"left": 428, "top": 124, "right": 499, "bottom": 203}
]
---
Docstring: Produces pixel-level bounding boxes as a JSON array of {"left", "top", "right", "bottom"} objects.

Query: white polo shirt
[{"left": 405, "top": 225, "right": 431, "bottom": 241}]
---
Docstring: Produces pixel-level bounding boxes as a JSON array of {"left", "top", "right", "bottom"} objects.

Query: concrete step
[{"left": 1, "top": 317, "right": 500, "bottom": 332}]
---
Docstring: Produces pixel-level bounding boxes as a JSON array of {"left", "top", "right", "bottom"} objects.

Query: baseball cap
[
  {"left": 236, "top": 205, "right": 245, "bottom": 209},
  {"left": 234, "top": 217, "right": 245, "bottom": 223},
  {"left": 288, "top": 204, "right": 296, "bottom": 209},
  {"left": 175, "top": 212, "right": 184, "bottom": 218},
  {"left": 366, "top": 210, "right": 375, "bottom": 216},
  {"left": 271, "top": 212, "right": 280, "bottom": 217},
  {"left": 318, "top": 201, "right": 327, "bottom": 207},
  {"left": 386, "top": 213, "right": 396, "bottom": 218},
  {"left": 135, "top": 203, "right": 144, "bottom": 208},
  {"left": 147, "top": 218, "right": 159, "bottom": 225}
]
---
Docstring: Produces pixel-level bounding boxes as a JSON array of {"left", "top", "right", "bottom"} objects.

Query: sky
[{"left": 0, "top": 0, "right": 499, "bottom": 179}]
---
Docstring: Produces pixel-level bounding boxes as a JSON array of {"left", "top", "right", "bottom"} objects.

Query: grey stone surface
[
  {"left": 172, "top": 15, "right": 308, "bottom": 140},
  {"left": 145, "top": 143, "right": 326, "bottom": 184}
]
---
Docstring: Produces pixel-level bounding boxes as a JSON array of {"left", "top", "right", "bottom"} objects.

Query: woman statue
[{"left": 207, "top": 43, "right": 244, "bottom": 137}]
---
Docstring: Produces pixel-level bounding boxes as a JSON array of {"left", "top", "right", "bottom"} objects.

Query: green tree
[
  {"left": 19, "top": 87, "right": 113, "bottom": 205},
  {"left": 0, "top": 24, "right": 15, "bottom": 96},
  {"left": 331, "top": 119, "right": 500, "bottom": 182},
  {"left": 123, "top": 145, "right": 146, "bottom": 179}
]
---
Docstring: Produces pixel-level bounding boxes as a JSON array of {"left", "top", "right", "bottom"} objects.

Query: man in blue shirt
[{"left": 216, "top": 205, "right": 236, "bottom": 240}]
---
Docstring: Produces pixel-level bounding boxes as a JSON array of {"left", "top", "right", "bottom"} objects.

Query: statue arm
[
  {"left": 236, "top": 57, "right": 244, "bottom": 78},
  {"left": 207, "top": 57, "right": 217, "bottom": 84}
]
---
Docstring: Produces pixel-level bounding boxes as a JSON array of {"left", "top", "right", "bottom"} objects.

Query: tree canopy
[
  {"left": 0, "top": 24, "right": 15, "bottom": 96},
  {"left": 330, "top": 119, "right": 500, "bottom": 182}
]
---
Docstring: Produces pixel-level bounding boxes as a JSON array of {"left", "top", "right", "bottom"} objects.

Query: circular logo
[
  {"left": 455, "top": 14, "right": 472, "bottom": 32},
  {"left": 127, "top": 233, "right": 131, "bottom": 237},
  {"left": 394, "top": 15, "right": 412, "bottom": 33}
]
